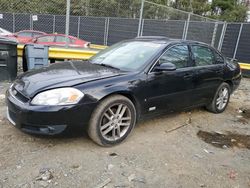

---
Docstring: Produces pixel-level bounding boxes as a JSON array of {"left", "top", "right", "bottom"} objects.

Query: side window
[
  {"left": 33, "top": 32, "right": 43, "bottom": 37},
  {"left": 17, "top": 32, "right": 32, "bottom": 37},
  {"left": 55, "top": 36, "right": 67, "bottom": 42},
  {"left": 192, "top": 45, "right": 214, "bottom": 66},
  {"left": 214, "top": 51, "right": 224, "bottom": 64},
  {"left": 159, "top": 45, "right": 189, "bottom": 69},
  {"left": 36, "top": 36, "right": 55, "bottom": 42}
]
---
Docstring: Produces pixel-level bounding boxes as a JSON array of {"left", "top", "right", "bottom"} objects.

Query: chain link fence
[{"left": 0, "top": 0, "right": 250, "bottom": 63}]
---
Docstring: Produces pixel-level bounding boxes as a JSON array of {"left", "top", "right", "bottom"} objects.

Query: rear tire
[
  {"left": 206, "top": 83, "right": 230, "bottom": 113},
  {"left": 88, "top": 95, "right": 136, "bottom": 146}
]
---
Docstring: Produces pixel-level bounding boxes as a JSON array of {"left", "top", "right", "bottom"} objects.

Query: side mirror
[{"left": 154, "top": 62, "right": 176, "bottom": 72}]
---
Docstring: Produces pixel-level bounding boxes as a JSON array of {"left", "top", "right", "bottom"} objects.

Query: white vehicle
[{"left": 0, "top": 27, "right": 12, "bottom": 36}]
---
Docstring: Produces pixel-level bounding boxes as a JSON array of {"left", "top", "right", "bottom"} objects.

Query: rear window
[
  {"left": 191, "top": 45, "right": 214, "bottom": 66},
  {"left": 33, "top": 32, "right": 44, "bottom": 37}
]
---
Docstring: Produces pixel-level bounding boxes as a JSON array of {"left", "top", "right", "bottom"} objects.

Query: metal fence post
[
  {"left": 137, "top": 0, "right": 145, "bottom": 37},
  {"left": 77, "top": 16, "right": 80, "bottom": 38},
  {"left": 140, "top": 19, "right": 144, "bottom": 36},
  {"left": 53, "top": 15, "right": 55, "bottom": 33},
  {"left": 182, "top": 21, "right": 187, "bottom": 39},
  {"left": 211, "top": 22, "right": 218, "bottom": 47},
  {"left": 65, "top": 0, "right": 71, "bottom": 48},
  {"left": 30, "top": 14, "right": 33, "bottom": 30},
  {"left": 183, "top": 13, "right": 190, "bottom": 40},
  {"left": 233, "top": 23, "right": 243, "bottom": 60},
  {"left": 218, "top": 22, "right": 227, "bottom": 51},
  {"left": 12, "top": 13, "right": 15, "bottom": 33},
  {"left": 104, "top": 17, "right": 109, "bottom": 46}
]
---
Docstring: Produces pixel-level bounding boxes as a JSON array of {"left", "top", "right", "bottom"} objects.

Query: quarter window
[
  {"left": 33, "top": 32, "right": 43, "bottom": 37},
  {"left": 159, "top": 45, "right": 189, "bottom": 69},
  {"left": 192, "top": 45, "right": 214, "bottom": 66}
]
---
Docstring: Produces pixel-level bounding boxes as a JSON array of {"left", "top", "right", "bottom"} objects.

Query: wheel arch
[
  {"left": 98, "top": 91, "right": 142, "bottom": 121},
  {"left": 224, "top": 80, "right": 233, "bottom": 93}
]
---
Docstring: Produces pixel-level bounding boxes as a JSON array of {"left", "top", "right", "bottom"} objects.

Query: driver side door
[{"left": 143, "top": 44, "right": 196, "bottom": 115}]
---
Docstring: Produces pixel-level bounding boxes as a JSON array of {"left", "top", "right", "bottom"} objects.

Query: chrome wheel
[
  {"left": 216, "top": 87, "right": 229, "bottom": 110},
  {"left": 100, "top": 103, "right": 132, "bottom": 141}
]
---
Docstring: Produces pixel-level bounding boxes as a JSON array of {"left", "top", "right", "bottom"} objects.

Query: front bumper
[{"left": 6, "top": 89, "right": 97, "bottom": 135}]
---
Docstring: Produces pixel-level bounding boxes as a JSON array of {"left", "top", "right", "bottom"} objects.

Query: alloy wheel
[
  {"left": 216, "top": 87, "right": 229, "bottom": 110},
  {"left": 100, "top": 103, "right": 132, "bottom": 141}
]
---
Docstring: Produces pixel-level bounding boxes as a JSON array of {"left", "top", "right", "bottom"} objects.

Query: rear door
[
  {"left": 54, "top": 36, "right": 68, "bottom": 47},
  {"left": 36, "top": 36, "right": 55, "bottom": 46},
  {"left": 190, "top": 44, "right": 224, "bottom": 105},
  {"left": 142, "top": 44, "right": 196, "bottom": 115}
]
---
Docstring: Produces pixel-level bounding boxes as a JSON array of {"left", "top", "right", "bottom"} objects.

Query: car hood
[{"left": 13, "top": 61, "right": 123, "bottom": 98}]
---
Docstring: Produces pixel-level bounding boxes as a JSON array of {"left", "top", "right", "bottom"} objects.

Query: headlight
[{"left": 31, "top": 88, "right": 84, "bottom": 106}]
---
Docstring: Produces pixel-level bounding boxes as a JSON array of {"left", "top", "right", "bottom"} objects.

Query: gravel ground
[{"left": 0, "top": 78, "right": 249, "bottom": 188}]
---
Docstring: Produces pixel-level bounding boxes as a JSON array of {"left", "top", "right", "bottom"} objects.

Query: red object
[
  {"left": 7, "top": 30, "right": 46, "bottom": 44},
  {"left": 31, "top": 34, "right": 90, "bottom": 48},
  {"left": 228, "top": 170, "right": 237, "bottom": 180}
]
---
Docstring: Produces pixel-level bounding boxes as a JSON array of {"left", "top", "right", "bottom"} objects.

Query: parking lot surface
[{"left": 0, "top": 79, "right": 250, "bottom": 188}]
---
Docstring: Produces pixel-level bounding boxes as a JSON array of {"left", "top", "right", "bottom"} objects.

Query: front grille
[{"left": 10, "top": 87, "right": 29, "bottom": 103}]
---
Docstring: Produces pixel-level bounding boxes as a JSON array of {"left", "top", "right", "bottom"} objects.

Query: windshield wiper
[{"left": 98, "top": 63, "right": 120, "bottom": 71}]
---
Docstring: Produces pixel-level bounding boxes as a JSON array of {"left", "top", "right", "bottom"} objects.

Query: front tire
[
  {"left": 88, "top": 95, "right": 136, "bottom": 146},
  {"left": 206, "top": 82, "right": 230, "bottom": 113}
]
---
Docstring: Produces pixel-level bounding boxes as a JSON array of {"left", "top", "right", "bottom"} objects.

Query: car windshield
[{"left": 90, "top": 41, "right": 164, "bottom": 71}]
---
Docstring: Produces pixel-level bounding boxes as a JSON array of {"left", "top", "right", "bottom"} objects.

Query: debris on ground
[
  {"left": 197, "top": 130, "right": 250, "bottom": 149},
  {"left": 235, "top": 108, "right": 250, "bottom": 124},
  {"left": 165, "top": 123, "right": 188, "bottom": 133},
  {"left": 128, "top": 174, "right": 136, "bottom": 182},
  {"left": 238, "top": 108, "right": 250, "bottom": 119},
  {"left": 203, "top": 149, "right": 214, "bottom": 154},
  {"left": 95, "top": 178, "right": 111, "bottom": 188},
  {"left": 109, "top": 152, "right": 118, "bottom": 157},
  {"left": 70, "top": 164, "right": 82, "bottom": 170},
  {"left": 228, "top": 170, "right": 237, "bottom": 180},
  {"left": 36, "top": 168, "right": 53, "bottom": 181}
]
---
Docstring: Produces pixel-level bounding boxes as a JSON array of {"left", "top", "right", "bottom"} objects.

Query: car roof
[
  {"left": 16, "top": 30, "right": 46, "bottom": 34},
  {"left": 134, "top": 36, "right": 209, "bottom": 46},
  {"left": 37, "top": 33, "right": 75, "bottom": 38}
]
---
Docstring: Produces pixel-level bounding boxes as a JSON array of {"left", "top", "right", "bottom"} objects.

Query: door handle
[{"left": 183, "top": 73, "right": 193, "bottom": 79}]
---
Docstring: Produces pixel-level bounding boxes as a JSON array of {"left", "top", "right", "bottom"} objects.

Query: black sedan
[{"left": 6, "top": 37, "right": 241, "bottom": 146}]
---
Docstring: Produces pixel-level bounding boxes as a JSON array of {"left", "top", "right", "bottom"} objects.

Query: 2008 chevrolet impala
[{"left": 6, "top": 37, "right": 241, "bottom": 146}]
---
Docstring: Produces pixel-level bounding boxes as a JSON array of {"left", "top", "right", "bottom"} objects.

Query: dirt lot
[{"left": 0, "top": 79, "right": 250, "bottom": 188}]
